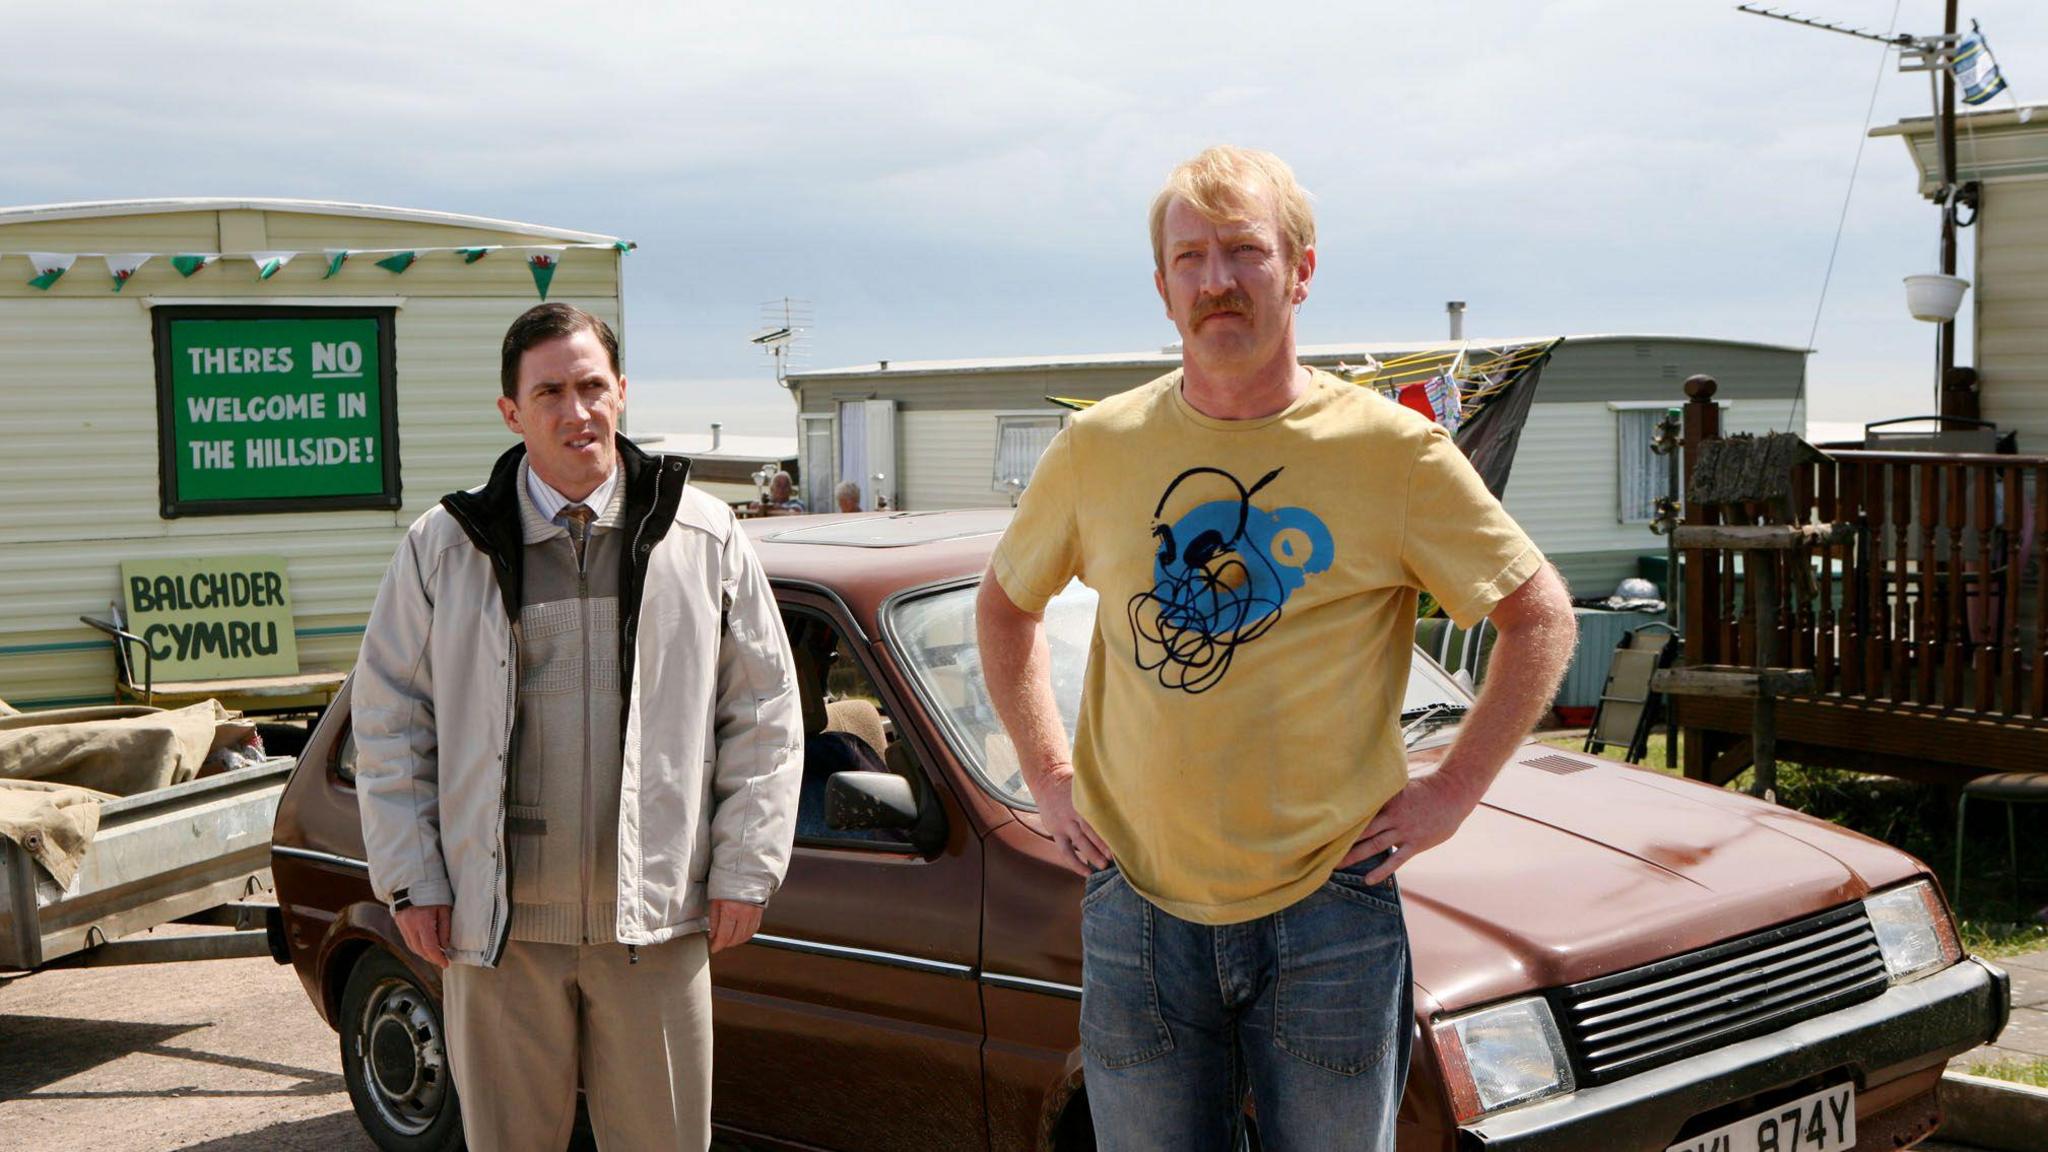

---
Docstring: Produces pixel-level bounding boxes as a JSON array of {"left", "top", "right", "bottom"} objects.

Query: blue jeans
[{"left": 1079, "top": 857, "right": 1413, "bottom": 1151}]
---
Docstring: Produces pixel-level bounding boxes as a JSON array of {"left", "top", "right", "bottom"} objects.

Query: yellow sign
[{"left": 119, "top": 555, "right": 301, "bottom": 680}]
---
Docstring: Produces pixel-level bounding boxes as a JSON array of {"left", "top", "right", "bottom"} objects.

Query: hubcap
[{"left": 356, "top": 977, "right": 447, "bottom": 1136}]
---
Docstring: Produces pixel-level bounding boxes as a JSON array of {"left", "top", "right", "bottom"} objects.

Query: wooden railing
[
  {"left": 1791, "top": 450, "right": 2046, "bottom": 714},
  {"left": 1676, "top": 377, "right": 2048, "bottom": 783}
]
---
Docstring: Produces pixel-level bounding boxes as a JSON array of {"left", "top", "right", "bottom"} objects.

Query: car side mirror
[
  {"left": 827, "top": 771, "right": 918, "bottom": 831},
  {"left": 826, "top": 770, "right": 945, "bottom": 854}
]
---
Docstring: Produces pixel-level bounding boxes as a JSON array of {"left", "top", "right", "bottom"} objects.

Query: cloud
[{"left": 2, "top": 0, "right": 2037, "bottom": 430}]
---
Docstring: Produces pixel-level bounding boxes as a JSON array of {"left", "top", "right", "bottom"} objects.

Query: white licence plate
[{"left": 1665, "top": 1083, "right": 1856, "bottom": 1152}]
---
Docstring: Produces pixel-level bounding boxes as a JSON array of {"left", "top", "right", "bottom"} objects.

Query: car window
[
  {"left": 333, "top": 725, "right": 358, "bottom": 786},
  {"left": 783, "top": 607, "right": 915, "bottom": 848},
  {"left": 888, "top": 580, "right": 1474, "bottom": 809}
]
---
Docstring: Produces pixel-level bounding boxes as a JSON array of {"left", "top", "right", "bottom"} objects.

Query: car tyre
[{"left": 340, "top": 949, "right": 465, "bottom": 1152}]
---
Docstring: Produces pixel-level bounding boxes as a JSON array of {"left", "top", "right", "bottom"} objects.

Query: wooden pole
[
  {"left": 1939, "top": 0, "right": 1961, "bottom": 421},
  {"left": 1751, "top": 549, "right": 1780, "bottom": 800},
  {"left": 1680, "top": 376, "right": 1722, "bottom": 782}
]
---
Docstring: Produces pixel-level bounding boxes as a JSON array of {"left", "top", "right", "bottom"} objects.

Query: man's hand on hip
[
  {"left": 1036, "top": 764, "right": 1112, "bottom": 876},
  {"left": 1342, "top": 770, "right": 1482, "bottom": 884},
  {"left": 394, "top": 904, "right": 452, "bottom": 969},
  {"left": 708, "top": 899, "right": 763, "bottom": 954}
]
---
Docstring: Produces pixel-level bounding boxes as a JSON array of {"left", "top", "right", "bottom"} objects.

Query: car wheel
[{"left": 339, "top": 949, "right": 464, "bottom": 1152}]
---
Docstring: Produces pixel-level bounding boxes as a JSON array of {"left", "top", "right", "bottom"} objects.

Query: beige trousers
[{"left": 444, "top": 934, "right": 712, "bottom": 1151}]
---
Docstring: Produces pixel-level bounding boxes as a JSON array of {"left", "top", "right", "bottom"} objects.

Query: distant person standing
[
  {"left": 835, "top": 479, "right": 862, "bottom": 513},
  {"left": 977, "top": 147, "right": 1575, "bottom": 1149},
  {"left": 353, "top": 302, "right": 803, "bottom": 1150}
]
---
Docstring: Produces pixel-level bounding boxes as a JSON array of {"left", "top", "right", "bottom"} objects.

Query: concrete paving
[
  {"left": 0, "top": 936, "right": 372, "bottom": 1152},
  {"left": 1964, "top": 946, "right": 2048, "bottom": 1068}
]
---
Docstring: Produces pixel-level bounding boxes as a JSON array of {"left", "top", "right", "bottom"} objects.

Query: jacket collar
[{"left": 441, "top": 435, "right": 684, "bottom": 622}]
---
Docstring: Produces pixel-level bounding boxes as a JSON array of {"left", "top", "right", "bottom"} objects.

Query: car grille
[{"left": 1559, "top": 904, "right": 1888, "bottom": 1085}]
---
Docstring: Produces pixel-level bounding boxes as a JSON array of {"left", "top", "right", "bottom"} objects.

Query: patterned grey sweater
[{"left": 506, "top": 476, "right": 627, "bottom": 945}]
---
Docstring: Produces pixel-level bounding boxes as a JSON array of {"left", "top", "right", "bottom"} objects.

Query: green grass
[
  {"left": 1959, "top": 1057, "right": 2048, "bottom": 1090},
  {"left": 1960, "top": 919, "right": 2048, "bottom": 960},
  {"left": 1538, "top": 727, "right": 2048, "bottom": 954},
  {"left": 1541, "top": 730, "right": 1680, "bottom": 773}
]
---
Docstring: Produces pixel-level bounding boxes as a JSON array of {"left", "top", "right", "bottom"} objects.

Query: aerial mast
[{"left": 1736, "top": 4, "right": 1972, "bottom": 421}]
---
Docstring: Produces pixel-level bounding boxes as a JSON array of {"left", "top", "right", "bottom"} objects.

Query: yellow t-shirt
[{"left": 991, "top": 368, "right": 1543, "bottom": 925}]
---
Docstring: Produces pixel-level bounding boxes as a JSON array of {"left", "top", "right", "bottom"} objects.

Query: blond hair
[{"left": 1149, "top": 146, "right": 1316, "bottom": 273}]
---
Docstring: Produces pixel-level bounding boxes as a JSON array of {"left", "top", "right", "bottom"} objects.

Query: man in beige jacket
[{"left": 354, "top": 302, "right": 803, "bottom": 1150}]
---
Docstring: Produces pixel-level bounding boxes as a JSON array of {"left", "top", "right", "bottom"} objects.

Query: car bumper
[{"left": 1458, "top": 957, "right": 2009, "bottom": 1151}]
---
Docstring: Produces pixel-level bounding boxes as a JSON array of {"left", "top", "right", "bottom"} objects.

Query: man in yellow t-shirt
[{"left": 978, "top": 146, "right": 1576, "bottom": 1150}]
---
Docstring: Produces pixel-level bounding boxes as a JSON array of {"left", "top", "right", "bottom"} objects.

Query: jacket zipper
[
  {"left": 614, "top": 462, "right": 668, "bottom": 947},
  {"left": 487, "top": 628, "right": 517, "bottom": 966}
]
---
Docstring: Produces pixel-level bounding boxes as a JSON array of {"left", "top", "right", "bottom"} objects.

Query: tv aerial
[
  {"left": 750, "top": 297, "right": 813, "bottom": 387},
  {"left": 1734, "top": 7, "right": 1954, "bottom": 82}
]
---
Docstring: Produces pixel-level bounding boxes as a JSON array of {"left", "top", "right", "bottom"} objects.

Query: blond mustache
[{"left": 1191, "top": 291, "right": 1253, "bottom": 326}]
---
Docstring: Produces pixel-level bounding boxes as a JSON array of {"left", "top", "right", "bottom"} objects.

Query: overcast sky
[{"left": 8, "top": 2, "right": 2039, "bottom": 435}]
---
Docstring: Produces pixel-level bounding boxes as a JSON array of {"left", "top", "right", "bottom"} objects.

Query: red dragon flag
[
  {"left": 104, "top": 254, "right": 150, "bottom": 293},
  {"left": 251, "top": 251, "right": 296, "bottom": 280},
  {"left": 25, "top": 253, "right": 75, "bottom": 290},
  {"left": 527, "top": 248, "right": 565, "bottom": 300}
]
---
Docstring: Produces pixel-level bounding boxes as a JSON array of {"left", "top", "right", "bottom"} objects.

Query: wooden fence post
[{"left": 1680, "top": 375, "right": 1722, "bottom": 781}]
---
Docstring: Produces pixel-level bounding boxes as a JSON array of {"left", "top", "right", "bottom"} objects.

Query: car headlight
[
  {"left": 1864, "top": 880, "right": 1962, "bottom": 983},
  {"left": 1433, "top": 996, "right": 1575, "bottom": 1122}
]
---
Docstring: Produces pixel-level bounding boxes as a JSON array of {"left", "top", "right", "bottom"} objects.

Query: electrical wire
[{"left": 1788, "top": 0, "right": 1904, "bottom": 434}]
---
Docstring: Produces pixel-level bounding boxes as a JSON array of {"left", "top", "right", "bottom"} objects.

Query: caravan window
[{"left": 1616, "top": 408, "right": 1673, "bottom": 524}]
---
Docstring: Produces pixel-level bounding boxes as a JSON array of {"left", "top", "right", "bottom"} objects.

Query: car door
[{"left": 709, "top": 590, "right": 988, "bottom": 1152}]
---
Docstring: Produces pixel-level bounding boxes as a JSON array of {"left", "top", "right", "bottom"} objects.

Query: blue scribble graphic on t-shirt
[{"left": 1128, "top": 466, "right": 1333, "bottom": 693}]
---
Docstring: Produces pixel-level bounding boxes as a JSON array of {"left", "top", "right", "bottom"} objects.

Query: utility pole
[{"left": 1935, "top": 0, "right": 1979, "bottom": 424}]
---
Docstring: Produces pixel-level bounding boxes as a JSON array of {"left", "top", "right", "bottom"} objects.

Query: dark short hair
[{"left": 499, "top": 303, "right": 621, "bottom": 399}]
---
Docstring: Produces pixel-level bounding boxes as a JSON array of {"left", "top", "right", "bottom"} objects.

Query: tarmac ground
[
  {"left": 0, "top": 928, "right": 2027, "bottom": 1151},
  {"left": 0, "top": 937, "right": 372, "bottom": 1152}
]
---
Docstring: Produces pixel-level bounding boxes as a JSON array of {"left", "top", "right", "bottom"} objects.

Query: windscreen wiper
[{"left": 1401, "top": 702, "right": 1470, "bottom": 745}]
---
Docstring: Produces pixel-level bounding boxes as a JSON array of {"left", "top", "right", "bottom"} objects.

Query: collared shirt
[{"left": 526, "top": 463, "right": 621, "bottom": 525}]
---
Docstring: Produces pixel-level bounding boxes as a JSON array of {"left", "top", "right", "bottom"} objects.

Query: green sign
[
  {"left": 120, "top": 555, "right": 300, "bottom": 680},
  {"left": 154, "top": 307, "right": 400, "bottom": 516}
]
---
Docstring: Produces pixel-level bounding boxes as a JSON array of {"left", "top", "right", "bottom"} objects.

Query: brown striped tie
[{"left": 560, "top": 503, "right": 596, "bottom": 566}]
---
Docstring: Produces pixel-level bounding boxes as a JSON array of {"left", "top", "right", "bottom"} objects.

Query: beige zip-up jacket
[{"left": 352, "top": 441, "right": 803, "bottom": 966}]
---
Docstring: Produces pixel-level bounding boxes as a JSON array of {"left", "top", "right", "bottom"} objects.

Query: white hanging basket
[{"left": 1904, "top": 273, "right": 1970, "bottom": 322}]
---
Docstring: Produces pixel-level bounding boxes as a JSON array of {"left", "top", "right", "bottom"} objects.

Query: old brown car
[{"left": 271, "top": 509, "right": 2006, "bottom": 1152}]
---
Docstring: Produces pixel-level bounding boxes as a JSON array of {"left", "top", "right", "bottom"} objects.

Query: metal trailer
[{"left": 0, "top": 758, "right": 292, "bottom": 972}]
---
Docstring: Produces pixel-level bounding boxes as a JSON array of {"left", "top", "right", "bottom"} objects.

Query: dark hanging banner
[{"left": 1453, "top": 344, "right": 1555, "bottom": 500}]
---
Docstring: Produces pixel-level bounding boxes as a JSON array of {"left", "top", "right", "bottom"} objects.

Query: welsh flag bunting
[
  {"left": 171, "top": 254, "right": 218, "bottom": 278},
  {"left": 25, "top": 253, "right": 75, "bottom": 290},
  {"left": 104, "top": 253, "right": 151, "bottom": 293},
  {"left": 252, "top": 251, "right": 295, "bottom": 280},
  {"left": 4, "top": 245, "right": 605, "bottom": 294},
  {"left": 527, "top": 248, "right": 564, "bottom": 300},
  {"left": 614, "top": 241, "right": 636, "bottom": 252}
]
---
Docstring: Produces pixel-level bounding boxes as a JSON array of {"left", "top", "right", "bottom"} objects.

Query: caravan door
[{"left": 837, "top": 399, "right": 896, "bottom": 510}]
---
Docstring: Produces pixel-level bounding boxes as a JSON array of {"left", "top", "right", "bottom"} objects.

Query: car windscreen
[{"left": 887, "top": 580, "right": 1473, "bottom": 809}]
